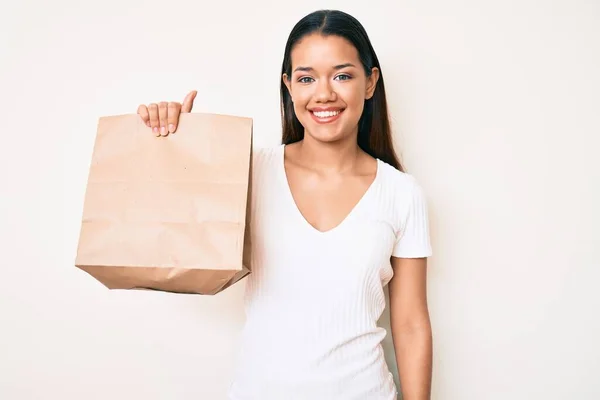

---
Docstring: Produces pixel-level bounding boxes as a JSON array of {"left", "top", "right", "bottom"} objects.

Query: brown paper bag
[{"left": 74, "top": 112, "right": 253, "bottom": 295}]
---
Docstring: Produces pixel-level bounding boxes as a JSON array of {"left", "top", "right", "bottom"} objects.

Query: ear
[
  {"left": 283, "top": 73, "right": 293, "bottom": 101},
  {"left": 365, "top": 67, "right": 380, "bottom": 100}
]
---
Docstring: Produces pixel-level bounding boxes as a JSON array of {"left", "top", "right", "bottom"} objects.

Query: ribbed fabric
[{"left": 228, "top": 145, "right": 432, "bottom": 400}]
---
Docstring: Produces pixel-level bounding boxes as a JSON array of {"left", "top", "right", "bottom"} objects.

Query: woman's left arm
[{"left": 389, "top": 256, "right": 432, "bottom": 400}]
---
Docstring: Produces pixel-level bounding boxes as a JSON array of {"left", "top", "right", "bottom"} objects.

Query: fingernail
[
  {"left": 153, "top": 127, "right": 159, "bottom": 136},
  {"left": 168, "top": 124, "right": 175, "bottom": 133},
  {"left": 160, "top": 126, "right": 166, "bottom": 136},
  {"left": 146, "top": 121, "right": 150, "bottom": 127}
]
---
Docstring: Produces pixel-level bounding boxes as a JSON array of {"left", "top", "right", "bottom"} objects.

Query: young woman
[{"left": 137, "top": 9, "right": 433, "bottom": 400}]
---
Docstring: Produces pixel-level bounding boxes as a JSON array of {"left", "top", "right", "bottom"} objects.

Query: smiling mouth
[
  {"left": 312, "top": 110, "right": 342, "bottom": 118},
  {"left": 310, "top": 109, "right": 345, "bottom": 123}
]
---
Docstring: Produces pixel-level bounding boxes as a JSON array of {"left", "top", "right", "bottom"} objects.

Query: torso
[{"left": 227, "top": 144, "right": 422, "bottom": 400}]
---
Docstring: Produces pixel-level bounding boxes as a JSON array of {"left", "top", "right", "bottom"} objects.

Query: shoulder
[
  {"left": 252, "top": 144, "right": 283, "bottom": 165},
  {"left": 250, "top": 144, "right": 284, "bottom": 182},
  {"left": 375, "top": 159, "right": 430, "bottom": 227},
  {"left": 377, "top": 160, "right": 433, "bottom": 258},
  {"left": 376, "top": 160, "right": 424, "bottom": 201}
]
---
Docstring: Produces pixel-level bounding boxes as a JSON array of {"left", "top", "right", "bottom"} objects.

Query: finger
[
  {"left": 137, "top": 105, "right": 150, "bottom": 127},
  {"left": 148, "top": 103, "right": 160, "bottom": 136},
  {"left": 181, "top": 90, "right": 197, "bottom": 113},
  {"left": 158, "top": 102, "right": 169, "bottom": 136},
  {"left": 167, "top": 102, "right": 182, "bottom": 133}
]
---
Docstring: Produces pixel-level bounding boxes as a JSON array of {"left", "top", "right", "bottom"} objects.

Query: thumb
[{"left": 181, "top": 90, "right": 197, "bottom": 113}]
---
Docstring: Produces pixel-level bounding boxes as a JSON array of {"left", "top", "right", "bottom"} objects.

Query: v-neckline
[{"left": 279, "top": 144, "right": 380, "bottom": 235}]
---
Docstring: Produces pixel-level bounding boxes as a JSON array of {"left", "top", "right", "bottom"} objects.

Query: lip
[
  {"left": 309, "top": 108, "right": 345, "bottom": 124},
  {"left": 310, "top": 107, "right": 344, "bottom": 112}
]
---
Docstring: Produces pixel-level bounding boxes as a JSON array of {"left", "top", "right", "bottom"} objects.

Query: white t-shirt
[{"left": 228, "top": 144, "right": 432, "bottom": 400}]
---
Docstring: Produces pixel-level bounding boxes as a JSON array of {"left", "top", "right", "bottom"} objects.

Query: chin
[
  {"left": 300, "top": 116, "right": 356, "bottom": 144},
  {"left": 306, "top": 130, "right": 350, "bottom": 144}
]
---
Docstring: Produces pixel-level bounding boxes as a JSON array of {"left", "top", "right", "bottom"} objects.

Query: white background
[{"left": 1, "top": 0, "right": 599, "bottom": 399}]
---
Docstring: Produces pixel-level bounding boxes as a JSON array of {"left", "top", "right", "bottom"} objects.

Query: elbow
[{"left": 391, "top": 312, "right": 432, "bottom": 335}]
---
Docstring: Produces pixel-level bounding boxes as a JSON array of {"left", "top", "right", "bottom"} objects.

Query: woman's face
[{"left": 283, "top": 34, "right": 379, "bottom": 144}]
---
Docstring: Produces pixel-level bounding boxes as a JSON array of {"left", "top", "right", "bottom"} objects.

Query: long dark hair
[{"left": 280, "top": 9, "right": 403, "bottom": 171}]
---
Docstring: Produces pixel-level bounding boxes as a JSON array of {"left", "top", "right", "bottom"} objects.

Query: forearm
[{"left": 393, "top": 324, "right": 433, "bottom": 400}]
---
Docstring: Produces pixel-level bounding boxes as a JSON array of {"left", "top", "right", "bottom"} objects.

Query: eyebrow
[{"left": 293, "top": 63, "right": 357, "bottom": 73}]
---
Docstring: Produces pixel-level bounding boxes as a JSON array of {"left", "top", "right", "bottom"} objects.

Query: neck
[{"left": 296, "top": 133, "right": 361, "bottom": 173}]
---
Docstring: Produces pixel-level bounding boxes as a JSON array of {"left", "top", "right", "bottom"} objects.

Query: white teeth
[{"left": 313, "top": 110, "right": 341, "bottom": 118}]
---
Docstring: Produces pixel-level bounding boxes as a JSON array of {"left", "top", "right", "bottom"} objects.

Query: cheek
[
  {"left": 340, "top": 87, "right": 366, "bottom": 117},
  {"left": 342, "top": 85, "right": 366, "bottom": 105},
  {"left": 290, "top": 89, "right": 311, "bottom": 110}
]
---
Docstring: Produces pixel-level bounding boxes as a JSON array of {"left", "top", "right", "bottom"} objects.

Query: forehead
[{"left": 290, "top": 34, "right": 360, "bottom": 69}]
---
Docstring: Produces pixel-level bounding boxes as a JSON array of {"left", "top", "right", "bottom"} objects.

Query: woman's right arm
[{"left": 137, "top": 90, "right": 197, "bottom": 137}]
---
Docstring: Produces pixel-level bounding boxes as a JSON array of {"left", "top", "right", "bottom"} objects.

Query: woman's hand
[{"left": 137, "top": 90, "right": 197, "bottom": 136}]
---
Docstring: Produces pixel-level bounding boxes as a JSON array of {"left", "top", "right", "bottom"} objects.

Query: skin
[{"left": 137, "top": 33, "right": 432, "bottom": 400}]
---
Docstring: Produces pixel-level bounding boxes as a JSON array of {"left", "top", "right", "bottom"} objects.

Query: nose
[{"left": 314, "top": 79, "right": 337, "bottom": 103}]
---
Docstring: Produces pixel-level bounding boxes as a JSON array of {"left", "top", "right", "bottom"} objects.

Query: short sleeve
[{"left": 392, "top": 180, "right": 433, "bottom": 258}]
